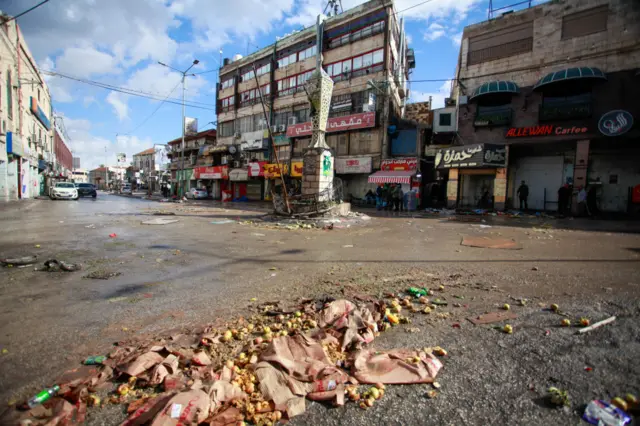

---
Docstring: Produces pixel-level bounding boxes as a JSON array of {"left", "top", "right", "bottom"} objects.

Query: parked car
[
  {"left": 49, "top": 182, "right": 78, "bottom": 200},
  {"left": 75, "top": 183, "right": 97, "bottom": 198},
  {"left": 121, "top": 184, "right": 132, "bottom": 195},
  {"left": 187, "top": 188, "right": 208, "bottom": 199}
]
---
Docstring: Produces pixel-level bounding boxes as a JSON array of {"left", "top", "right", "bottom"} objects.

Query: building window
[
  {"left": 239, "top": 85, "right": 270, "bottom": 107},
  {"left": 324, "top": 49, "right": 383, "bottom": 82},
  {"left": 219, "top": 120, "right": 235, "bottom": 137},
  {"left": 256, "top": 63, "right": 271, "bottom": 76},
  {"left": 292, "top": 138, "right": 310, "bottom": 158},
  {"left": 277, "top": 52, "right": 297, "bottom": 69},
  {"left": 540, "top": 92, "right": 591, "bottom": 122},
  {"left": 275, "top": 145, "right": 290, "bottom": 161},
  {"left": 220, "top": 95, "right": 234, "bottom": 112},
  {"left": 328, "top": 20, "right": 385, "bottom": 49},
  {"left": 561, "top": 5, "right": 608, "bottom": 40},
  {"left": 6, "top": 71, "right": 12, "bottom": 120},
  {"left": 468, "top": 21, "right": 533, "bottom": 65},
  {"left": 439, "top": 113, "right": 452, "bottom": 126},
  {"left": 276, "top": 70, "right": 312, "bottom": 97},
  {"left": 221, "top": 77, "right": 234, "bottom": 90},
  {"left": 38, "top": 88, "right": 40, "bottom": 102},
  {"left": 297, "top": 45, "right": 317, "bottom": 61},
  {"left": 241, "top": 69, "right": 255, "bottom": 82}
]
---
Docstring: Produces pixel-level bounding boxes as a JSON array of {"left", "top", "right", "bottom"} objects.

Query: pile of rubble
[{"left": 2, "top": 296, "right": 445, "bottom": 425}]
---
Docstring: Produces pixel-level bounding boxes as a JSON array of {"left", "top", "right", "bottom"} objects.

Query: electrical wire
[
  {"left": 123, "top": 80, "right": 182, "bottom": 136},
  {"left": 3, "top": 0, "right": 51, "bottom": 22}
]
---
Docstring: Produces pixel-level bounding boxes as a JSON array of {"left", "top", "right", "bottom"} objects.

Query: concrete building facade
[
  {"left": 215, "top": 0, "right": 414, "bottom": 200},
  {"left": 441, "top": 0, "right": 640, "bottom": 213},
  {"left": 0, "top": 14, "right": 55, "bottom": 201}
]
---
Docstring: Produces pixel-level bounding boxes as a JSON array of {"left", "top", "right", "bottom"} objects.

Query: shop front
[
  {"left": 335, "top": 156, "right": 373, "bottom": 199},
  {"left": 262, "top": 162, "right": 289, "bottom": 200},
  {"left": 435, "top": 144, "right": 507, "bottom": 209},
  {"left": 6, "top": 132, "right": 24, "bottom": 200},
  {"left": 194, "top": 165, "right": 228, "bottom": 199},
  {"left": 289, "top": 161, "right": 303, "bottom": 195},
  {"left": 229, "top": 168, "right": 249, "bottom": 200},
  {"left": 247, "top": 161, "right": 266, "bottom": 201}
]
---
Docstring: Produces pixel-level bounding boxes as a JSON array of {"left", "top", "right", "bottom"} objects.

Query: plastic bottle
[
  {"left": 27, "top": 385, "right": 60, "bottom": 408},
  {"left": 83, "top": 355, "right": 107, "bottom": 365}
]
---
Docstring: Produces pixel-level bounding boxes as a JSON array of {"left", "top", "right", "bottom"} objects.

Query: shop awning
[
  {"left": 368, "top": 170, "right": 414, "bottom": 184},
  {"left": 534, "top": 67, "right": 606, "bottom": 90},
  {"left": 470, "top": 81, "right": 519, "bottom": 101}
]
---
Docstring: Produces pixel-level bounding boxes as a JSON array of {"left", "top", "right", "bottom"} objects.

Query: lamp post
[{"left": 158, "top": 59, "right": 199, "bottom": 198}]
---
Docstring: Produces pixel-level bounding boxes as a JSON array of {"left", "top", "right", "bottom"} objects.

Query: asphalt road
[{"left": 1, "top": 194, "right": 639, "bottom": 424}]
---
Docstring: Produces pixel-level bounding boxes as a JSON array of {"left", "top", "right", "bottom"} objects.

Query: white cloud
[
  {"left": 405, "top": 33, "right": 413, "bottom": 45},
  {"left": 451, "top": 32, "right": 463, "bottom": 46},
  {"left": 410, "top": 80, "right": 452, "bottom": 109},
  {"left": 55, "top": 46, "right": 120, "bottom": 78},
  {"left": 106, "top": 92, "right": 129, "bottom": 121},
  {"left": 82, "top": 96, "right": 96, "bottom": 107},
  {"left": 424, "top": 23, "right": 446, "bottom": 42},
  {"left": 60, "top": 115, "right": 152, "bottom": 170}
]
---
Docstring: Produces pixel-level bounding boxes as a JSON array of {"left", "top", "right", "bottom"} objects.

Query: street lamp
[{"left": 158, "top": 59, "right": 199, "bottom": 198}]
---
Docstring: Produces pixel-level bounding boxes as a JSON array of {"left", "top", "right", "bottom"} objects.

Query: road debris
[
  {"left": 577, "top": 316, "right": 616, "bottom": 334},
  {"left": 583, "top": 400, "right": 631, "bottom": 426},
  {"left": 109, "top": 233, "right": 117, "bottom": 238},
  {"left": 83, "top": 270, "right": 122, "bottom": 280},
  {"left": 141, "top": 218, "right": 179, "bottom": 225},
  {"left": 547, "top": 386, "right": 570, "bottom": 406},
  {"left": 460, "top": 236, "right": 521, "bottom": 249},
  {"left": 3, "top": 296, "right": 446, "bottom": 425},
  {"left": 0, "top": 255, "right": 37, "bottom": 266},
  {"left": 210, "top": 219, "right": 234, "bottom": 225},
  {"left": 42, "top": 259, "right": 81, "bottom": 272},
  {"left": 27, "top": 385, "right": 60, "bottom": 408}
]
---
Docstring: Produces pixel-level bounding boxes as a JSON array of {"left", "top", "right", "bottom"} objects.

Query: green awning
[
  {"left": 534, "top": 67, "right": 606, "bottom": 90},
  {"left": 470, "top": 81, "right": 519, "bottom": 101}
]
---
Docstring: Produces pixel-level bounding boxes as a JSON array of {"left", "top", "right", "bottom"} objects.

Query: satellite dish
[
  {"left": 232, "top": 54, "right": 243, "bottom": 62},
  {"left": 228, "top": 146, "right": 237, "bottom": 154}
]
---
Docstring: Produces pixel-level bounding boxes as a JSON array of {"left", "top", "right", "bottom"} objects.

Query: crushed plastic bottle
[
  {"left": 83, "top": 355, "right": 107, "bottom": 365},
  {"left": 407, "top": 287, "right": 429, "bottom": 298},
  {"left": 27, "top": 385, "right": 60, "bottom": 408}
]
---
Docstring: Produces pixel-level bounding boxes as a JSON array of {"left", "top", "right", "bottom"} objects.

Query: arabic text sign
[
  {"left": 335, "top": 156, "right": 372, "bottom": 174},
  {"left": 290, "top": 162, "right": 303, "bottom": 177},
  {"left": 229, "top": 168, "right": 249, "bottom": 181},
  {"left": 195, "top": 166, "right": 228, "bottom": 179},
  {"left": 598, "top": 110, "right": 633, "bottom": 137},
  {"left": 381, "top": 158, "right": 418, "bottom": 172},
  {"left": 263, "top": 163, "right": 288, "bottom": 178},
  {"left": 286, "top": 112, "right": 376, "bottom": 137}
]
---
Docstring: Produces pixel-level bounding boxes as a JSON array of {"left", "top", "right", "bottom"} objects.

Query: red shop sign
[
  {"left": 248, "top": 161, "right": 266, "bottom": 177},
  {"left": 381, "top": 158, "right": 418, "bottom": 172},
  {"left": 286, "top": 112, "right": 376, "bottom": 137},
  {"left": 505, "top": 125, "right": 589, "bottom": 138},
  {"left": 195, "top": 166, "right": 228, "bottom": 179}
]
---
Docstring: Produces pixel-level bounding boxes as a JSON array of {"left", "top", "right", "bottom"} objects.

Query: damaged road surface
[{"left": 1, "top": 196, "right": 639, "bottom": 425}]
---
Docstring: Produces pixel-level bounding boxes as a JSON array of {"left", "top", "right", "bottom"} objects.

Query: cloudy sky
[{"left": 4, "top": 0, "right": 542, "bottom": 169}]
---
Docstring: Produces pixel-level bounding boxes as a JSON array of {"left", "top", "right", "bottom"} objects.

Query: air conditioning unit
[
  {"left": 278, "top": 124, "right": 286, "bottom": 132},
  {"left": 233, "top": 161, "right": 241, "bottom": 168},
  {"left": 234, "top": 132, "right": 241, "bottom": 138},
  {"left": 288, "top": 116, "right": 297, "bottom": 125},
  {"left": 458, "top": 95, "right": 468, "bottom": 105},
  {"left": 271, "top": 125, "right": 278, "bottom": 133}
]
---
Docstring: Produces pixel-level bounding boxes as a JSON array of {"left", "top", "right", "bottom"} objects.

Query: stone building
[
  {"left": 0, "top": 14, "right": 54, "bottom": 201},
  {"left": 440, "top": 0, "right": 640, "bottom": 213},
  {"left": 215, "top": 0, "right": 415, "bottom": 200}
]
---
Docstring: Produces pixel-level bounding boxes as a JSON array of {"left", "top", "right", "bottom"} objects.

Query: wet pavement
[{"left": 1, "top": 194, "right": 639, "bottom": 424}]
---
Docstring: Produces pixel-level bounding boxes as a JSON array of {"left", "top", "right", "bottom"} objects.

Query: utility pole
[
  {"left": 104, "top": 146, "right": 109, "bottom": 190},
  {"left": 158, "top": 60, "right": 199, "bottom": 198}
]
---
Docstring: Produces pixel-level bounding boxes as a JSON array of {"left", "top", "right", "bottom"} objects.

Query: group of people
[
  {"left": 516, "top": 180, "right": 599, "bottom": 217},
  {"left": 365, "top": 183, "right": 405, "bottom": 212}
]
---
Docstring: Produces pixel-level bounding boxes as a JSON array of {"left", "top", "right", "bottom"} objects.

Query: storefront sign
[
  {"left": 210, "top": 145, "right": 230, "bottom": 153},
  {"left": 335, "top": 156, "right": 372, "bottom": 174},
  {"left": 435, "top": 144, "right": 506, "bottom": 169},
  {"left": 273, "top": 135, "right": 291, "bottom": 146},
  {"left": 290, "top": 161, "right": 303, "bottom": 177},
  {"left": 30, "top": 98, "right": 51, "bottom": 130},
  {"left": 241, "top": 139, "right": 268, "bottom": 151},
  {"left": 195, "top": 165, "right": 228, "bottom": 179},
  {"left": 248, "top": 161, "right": 266, "bottom": 177},
  {"left": 505, "top": 125, "right": 589, "bottom": 138},
  {"left": 229, "top": 168, "right": 249, "bottom": 181},
  {"left": 598, "top": 110, "right": 633, "bottom": 137},
  {"left": 6, "top": 132, "right": 24, "bottom": 157},
  {"left": 381, "top": 157, "right": 418, "bottom": 172},
  {"left": 286, "top": 112, "right": 376, "bottom": 137},
  {"left": 263, "top": 163, "right": 288, "bottom": 178}
]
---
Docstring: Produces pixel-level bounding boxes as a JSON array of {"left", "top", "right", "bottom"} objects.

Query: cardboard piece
[
  {"left": 461, "top": 236, "right": 522, "bottom": 249},
  {"left": 352, "top": 349, "right": 443, "bottom": 384},
  {"left": 120, "top": 351, "right": 164, "bottom": 376},
  {"left": 150, "top": 389, "right": 211, "bottom": 426}
]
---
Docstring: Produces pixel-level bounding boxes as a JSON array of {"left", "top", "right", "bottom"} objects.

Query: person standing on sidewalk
[
  {"left": 517, "top": 181, "right": 529, "bottom": 211},
  {"left": 393, "top": 184, "right": 404, "bottom": 212}
]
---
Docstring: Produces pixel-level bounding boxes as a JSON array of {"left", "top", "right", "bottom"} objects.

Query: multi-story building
[
  {"left": 71, "top": 169, "right": 89, "bottom": 184},
  {"left": 53, "top": 122, "right": 72, "bottom": 177},
  {"left": 89, "top": 166, "right": 126, "bottom": 190},
  {"left": 438, "top": 0, "right": 640, "bottom": 213},
  {"left": 166, "top": 129, "right": 218, "bottom": 197},
  {"left": 133, "top": 145, "right": 169, "bottom": 190},
  {"left": 0, "top": 13, "right": 54, "bottom": 200},
  {"left": 215, "top": 0, "right": 415, "bottom": 200}
]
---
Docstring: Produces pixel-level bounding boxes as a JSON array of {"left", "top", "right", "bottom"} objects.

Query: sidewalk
[{"left": 112, "top": 191, "right": 274, "bottom": 212}]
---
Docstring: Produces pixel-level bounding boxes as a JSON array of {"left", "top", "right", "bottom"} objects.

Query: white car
[
  {"left": 121, "top": 184, "right": 132, "bottom": 195},
  {"left": 187, "top": 188, "right": 208, "bottom": 199},
  {"left": 50, "top": 182, "right": 78, "bottom": 200}
]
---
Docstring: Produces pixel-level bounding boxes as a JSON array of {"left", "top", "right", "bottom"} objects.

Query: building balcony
[
  {"left": 539, "top": 100, "right": 591, "bottom": 122},
  {"left": 474, "top": 106, "right": 513, "bottom": 127}
]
